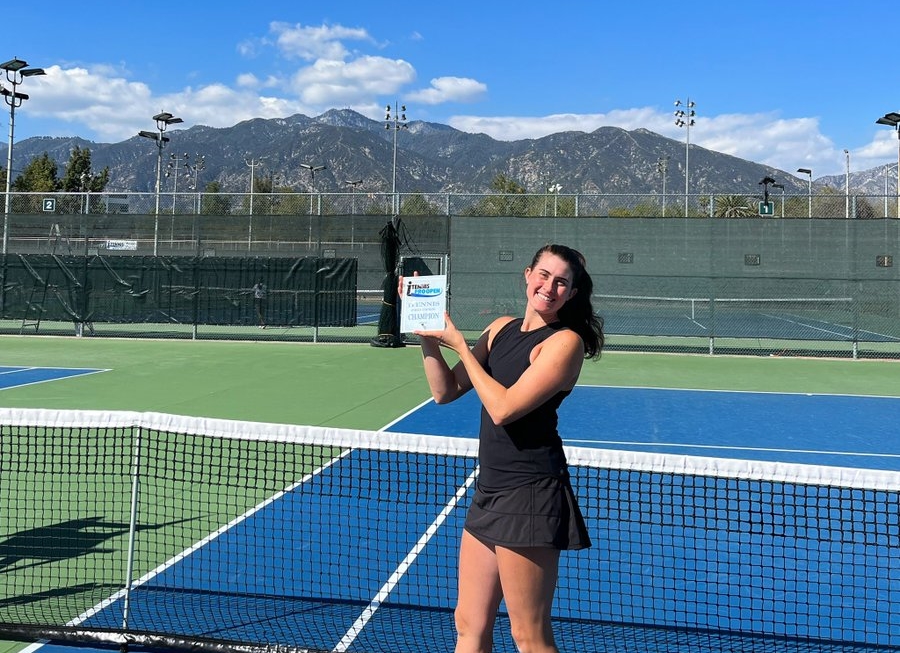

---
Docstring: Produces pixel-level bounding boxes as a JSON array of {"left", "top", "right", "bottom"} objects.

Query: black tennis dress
[{"left": 464, "top": 318, "right": 592, "bottom": 550}]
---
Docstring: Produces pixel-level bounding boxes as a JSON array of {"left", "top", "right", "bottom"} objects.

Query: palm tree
[{"left": 715, "top": 195, "right": 755, "bottom": 218}]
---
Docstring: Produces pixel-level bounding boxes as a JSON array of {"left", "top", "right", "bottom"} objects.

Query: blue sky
[{"left": 3, "top": 1, "right": 898, "bottom": 178}]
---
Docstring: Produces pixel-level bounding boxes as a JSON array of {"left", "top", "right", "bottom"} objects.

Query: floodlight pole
[
  {"left": 844, "top": 149, "right": 850, "bottom": 219},
  {"left": 245, "top": 157, "right": 266, "bottom": 251},
  {"left": 772, "top": 183, "right": 785, "bottom": 217},
  {"left": 657, "top": 156, "right": 669, "bottom": 217},
  {"left": 2, "top": 57, "right": 45, "bottom": 255},
  {"left": 876, "top": 112, "right": 900, "bottom": 218},
  {"left": 797, "top": 168, "right": 812, "bottom": 218},
  {"left": 385, "top": 102, "right": 408, "bottom": 215},
  {"left": 674, "top": 97, "right": 695, "bottom": 217},
  {"left": 139, "top": 112, "right": 182, "bottom": 255},
  {"left": 549, "top": 183, "right": 562, "bottom": 217}
]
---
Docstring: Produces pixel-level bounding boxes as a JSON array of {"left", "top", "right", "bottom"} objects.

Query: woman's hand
[{"left": 415, "top": 312, "right": 464, "bottom": 352}]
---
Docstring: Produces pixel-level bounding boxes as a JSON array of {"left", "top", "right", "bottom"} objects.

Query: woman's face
[{"left": 524, "top": 252, "right": 576, "bottom": 316}]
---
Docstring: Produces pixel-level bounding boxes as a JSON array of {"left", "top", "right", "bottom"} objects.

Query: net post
[{"left": 120, "top": 425, "right": 144, "bottom": 632}]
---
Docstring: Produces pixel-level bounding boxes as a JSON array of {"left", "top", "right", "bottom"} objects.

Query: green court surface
[
  {"left": 2, "top": 336, "right": 900, "bottom": 653},
  {"left": 2, "top": 335, "right": 900, "bottom": 424}
]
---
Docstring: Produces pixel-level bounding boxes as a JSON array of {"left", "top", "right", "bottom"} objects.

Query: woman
[{"left": 406, "top": 244, "right": 603, "bottom": 653}]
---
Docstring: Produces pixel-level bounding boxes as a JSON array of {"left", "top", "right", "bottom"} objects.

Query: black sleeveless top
[{"left": 478, "top": 318, "right": 572, "bottom": 489}]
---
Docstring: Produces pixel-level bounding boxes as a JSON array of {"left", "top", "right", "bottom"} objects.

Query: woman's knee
[
  {"left": 454, "top": 604, "right": 494, "bottom": 649},
  {"left": 508, "top": 618, "right": 556, "bottom": 653}
]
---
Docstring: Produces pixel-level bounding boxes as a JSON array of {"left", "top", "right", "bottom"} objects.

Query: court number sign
[
  {"left": 42, "top": 198, "right": 56, "bottom": 212},
  {"left": 758, "top": 201, "right": 775, "bottom": 216}
]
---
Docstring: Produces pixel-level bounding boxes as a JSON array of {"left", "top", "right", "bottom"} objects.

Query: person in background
[
  {"left": 252, "top": 279, "right": 267, "bottom": 328},
  {"left": 403, "top": 244, "right": 604, "bottom": 653}
]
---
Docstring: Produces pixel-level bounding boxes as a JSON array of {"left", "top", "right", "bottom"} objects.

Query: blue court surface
[
  {"left": 389, "top": 385, "right": 900, "bottom": 471},
  {"left": 13, "top": 385, "right": 900, "bottom": 653},
  {"left": 0, "top": 366, "right": 107, "bottom": 390}
]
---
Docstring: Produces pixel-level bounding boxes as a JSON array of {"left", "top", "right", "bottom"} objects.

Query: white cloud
[
  {"left": 13, "top": 22, "right": 890, "bottom": 178},
  {"left": 290, "top": 55, "right": 415, "bottom": 105},
  {"left": 268, "top": 22, "right": 373, "bottom": 61},
  {"left": 406, "top": 77, "right": 487, "bottom": 105},
  {"left": 236, "top": 73, "right": 260, "bottom": 89}
]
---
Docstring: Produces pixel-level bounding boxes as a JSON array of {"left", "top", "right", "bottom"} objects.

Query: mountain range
[{"left": 2, "top": 108, "right": 893, "bottom": 198}]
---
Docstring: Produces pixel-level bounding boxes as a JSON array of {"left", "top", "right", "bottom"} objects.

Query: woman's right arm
[
  {"left": 419, "top": 331, "right": 488, "bottom": 404},
  {"left": 399, "top": 273, "right": 489, "bottom": 403}
]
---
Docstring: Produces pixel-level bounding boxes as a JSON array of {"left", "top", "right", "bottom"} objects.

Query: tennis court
[{"left": 2, "top": 338, "right": 900, "bottom": 652}]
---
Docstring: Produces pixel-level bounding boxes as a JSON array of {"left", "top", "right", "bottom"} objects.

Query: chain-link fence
[
  {"left": 4, "top": 189, "right": 896, "bottom": 220},
  {"left": 1, "top": 192, "right": 897, "bottom": 358}
]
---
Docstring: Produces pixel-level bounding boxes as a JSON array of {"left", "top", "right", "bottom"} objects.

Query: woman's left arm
[{"left": 437, "top": 314, "right": 584, "bottom": 426}]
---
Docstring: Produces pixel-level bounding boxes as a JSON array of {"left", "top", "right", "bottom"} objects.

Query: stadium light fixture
[
  {"left": 139, "top": 111, "right": 182, "bottom": 255},
  {"left": 385, "top": 102, "right": 409, "bottom": 215},
  {"left": 797, "top": 168, "right": 812, "bottom": 218},
  {"left": 674, "top": 98, "right": 695, "bottom": 217},
  {"left": 2, "top": 57, "right": 45, "bottom": 255},
  {"left": 344, "top": 179, "right": 363, "bottom": 216},
  {"left": 876, "top": 112, "right": 900, "bottom": 218},
  {"left": 300, "top": 163, "right": 327, "bottom": 180},
  {"left": 548, "top": 183, "right": 562, "bottom": 217}
]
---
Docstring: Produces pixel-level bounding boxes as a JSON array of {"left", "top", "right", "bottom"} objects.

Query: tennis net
[{"left": 1, "top": 408, "right": 898, "bottom": 653}]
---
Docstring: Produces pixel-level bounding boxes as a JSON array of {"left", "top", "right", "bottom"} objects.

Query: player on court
[{"left": 403, "top": 243, "right": 603, "bottom": 653}]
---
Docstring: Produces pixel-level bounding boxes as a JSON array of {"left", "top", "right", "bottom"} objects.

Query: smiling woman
[{"left": 402, "top": 243, "right": 604, "bottom": 652}]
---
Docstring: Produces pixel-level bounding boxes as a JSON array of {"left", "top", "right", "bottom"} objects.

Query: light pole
[
  {"left": 385, "top": 102, "right": 408, "bottom": 214},
  {"left": 759, "top": 176, "right": 776, "bottom": 217},
  {"left": 657, "top": 156, "right": 669, "bottom": 217},
  {"left": 166, "top": 152, "right": 194, "bottom": 215},
  {"left": 876, "top": 112, "right": 900, "bottom": 218},
  {"left": 139, "top": 112, "right": 182, "bottom": 255},
  {"left": 300, "top": 163, "right": 326, "bottom": 218},
  {"left": 245, "top": 157, "right": 266, "bottom": 250},
  {"left": 772, "top": 183, "right": 785, "bottom": 217},
  {"left": 674, "top": 97, "right": 695, "bottom": 217},
  {"left": 184, "top": 154, "right": 205, "bottom": 214},
  {"left": 797, "top": 168, "right": 812, "bottom": 218},
  {"left": 882, "top": 162, "right": 899, "bottom": 218},
  {"left": 344, "top": 179, "right": 363, "bottom": 246},
  {"left": 80, "top": 171, "right": 90, "bottom": 215},
  {"left": 844, "top": 149, "right": 850, "bottom": 219},
  {"left": 2, "top": 57, "right": 45, "bottom": 255},
  {"left": 548, "top": 183, "right": 562, "bottom": 217},
  {"left": 344, "top": 179, "right": 363, "bottom": 215},
  {"left": 300, "top": 163, "right": 326, "bottom": 180}
]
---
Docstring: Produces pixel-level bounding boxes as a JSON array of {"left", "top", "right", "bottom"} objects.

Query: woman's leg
[
  {"left": 455, "top": 530, "right": 503, "bottom": 653},
  {"left": 495, "top": 545, "right": 560, "bottom": 653}
]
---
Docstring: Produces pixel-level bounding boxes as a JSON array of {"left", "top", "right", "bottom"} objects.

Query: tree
[
  {"left": 714, "top": 195, "right": 754, "bottom": 218},
  {"left": 399, "top": 192, "right": 442, "bottom": 215},
  {"left": 463, "top": 174, "right": 531, "bottom": 216},
  {"left": 12, "top": 152, "right": 59, "bottom": 192},
  {"left": 60, "top": 146, "right": 109, "bottom": 193},
  {"left": 200, "top": 181, "right": 232, "bottom": 215},
  {"left": 10, "top": 153, "right": 59, "bottom": 212}
]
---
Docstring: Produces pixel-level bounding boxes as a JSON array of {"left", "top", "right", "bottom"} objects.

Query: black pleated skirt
[{"left": 464, "top": 475, "right": 592, "bottom": 550}]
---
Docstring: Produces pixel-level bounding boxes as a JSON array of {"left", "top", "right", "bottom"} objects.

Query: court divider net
[{"left": 1, "top": 408, "right": 898, "bottom": 653}]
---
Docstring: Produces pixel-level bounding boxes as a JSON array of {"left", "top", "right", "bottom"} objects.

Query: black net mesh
[{"left": 1, "top": 409, "right": 899, "bottom": 653}]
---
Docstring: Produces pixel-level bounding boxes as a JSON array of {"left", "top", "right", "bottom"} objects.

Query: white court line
[
  {"left": 0, "top": 366, "right": 32, "bottom": 376},
  {"left": 565, "top": 438, "right": 900, "bottom": 460},
  {"left": 331, "top": 466, "right": 477, "bottom": 653},
  {"left": 18, "top": 449, "right": 353, "bottom": 652},
  {"left": 0, "top": 367, "right": 110, "bottom": 391}
]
